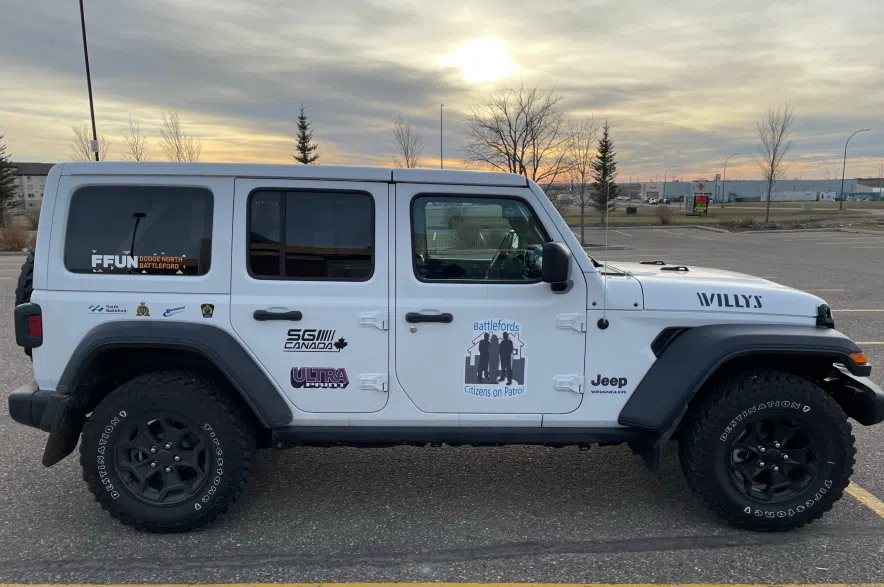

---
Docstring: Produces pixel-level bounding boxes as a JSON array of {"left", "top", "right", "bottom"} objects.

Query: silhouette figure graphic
[
  {"left": 498, "top": 332, "right": 515, "bottom": 385},
  {"left": 488, "top": 334, "right": 500, "bottom": 382},
  {"left": 477, "top": 332, "right": 490, "bottom": 382}
]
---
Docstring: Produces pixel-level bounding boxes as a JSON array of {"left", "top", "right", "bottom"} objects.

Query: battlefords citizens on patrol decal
[{"left": 464, "top": 318, "right": 526, "bottom": 398}]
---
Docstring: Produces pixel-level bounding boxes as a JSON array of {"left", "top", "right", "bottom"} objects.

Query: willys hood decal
[{"left": 604, "top": 262, "right": 825, "bottom": 317}]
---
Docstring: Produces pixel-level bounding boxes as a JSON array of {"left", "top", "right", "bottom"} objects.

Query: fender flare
[
  {"left": 40, "top": 320, "right": 292, "bottom": 464},
  {"left": 618, "top": 323, "right": 866, "bottom": 433}
]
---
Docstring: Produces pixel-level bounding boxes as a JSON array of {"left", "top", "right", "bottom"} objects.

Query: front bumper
[{"left": 831, "top": 364, "right": 884, "bottom": 425}]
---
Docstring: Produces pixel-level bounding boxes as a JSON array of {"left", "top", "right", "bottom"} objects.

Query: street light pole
[
  {"left": 440, "top": 104, "right": 444, "bottom": 169},
  {"left": 629, "top": 172, "right": 636, "bottom": 198},
  {"left": 78, "top": 0, "right": 99, "bottom": 162},
  {"left": 721, "top": 152, "right": 740, "bottom": 209},
  {"left": 839, "top": 128, "right": 870, "bottom": 210},
  {"left": 663, "top": 166, "right": 675, "bottom": 201}
]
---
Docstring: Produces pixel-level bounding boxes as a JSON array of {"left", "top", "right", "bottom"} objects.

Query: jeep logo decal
[{"left": 697, "top": 293, "right": 763, "bottom": 309}]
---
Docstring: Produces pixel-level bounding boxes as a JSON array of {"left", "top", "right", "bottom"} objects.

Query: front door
[
  {"left": 231, "top": 179, "right": 389, "bottom": 413},
  {"left": 394, "top": 183, "right": 587, "bottom": 414}
]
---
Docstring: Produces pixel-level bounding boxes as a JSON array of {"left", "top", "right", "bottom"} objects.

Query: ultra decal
[
  {"left": 463, "top": 318, "right": 526, "bottom": 399},
  {"left": 290, "top": 367, "right": 350, "bottom": 389},
  {"left": 697, "top": 292, "right": 763, "bottom": 309}
]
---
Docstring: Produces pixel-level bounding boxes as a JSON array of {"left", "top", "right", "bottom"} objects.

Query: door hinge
[
  {"left": 358, "top": 311, "right": 388, "bottom": 331},
  {"left": 357, "top": 373, "right": 388, "bottom": 392},
  {"left": 554, "top": 374, "right": 584, "bottom": 394},
  {"left": 556, "top": 313, "right": 587, "bottom": 332}
]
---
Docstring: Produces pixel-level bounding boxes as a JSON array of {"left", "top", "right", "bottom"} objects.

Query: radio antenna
[{"left": 599, "top": 178, "right": 610, "bottom": 330}]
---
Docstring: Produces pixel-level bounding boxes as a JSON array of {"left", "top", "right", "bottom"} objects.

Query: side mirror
[{"left": 542, "top": 242, "right": 571, "bottom": 292}]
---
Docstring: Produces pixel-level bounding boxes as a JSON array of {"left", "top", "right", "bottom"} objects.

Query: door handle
[
  {"left": 253, "top": 309, "right": 303, "bottom": 321},
  {"left": 405, "top": 312, "right": 453, "bottom": 323}
]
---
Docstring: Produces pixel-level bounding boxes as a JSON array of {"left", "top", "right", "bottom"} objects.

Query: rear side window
[
  {"left": 64, "top": 185, "right": 213, "bottom": 275},
  {"left": 248, "top": 190, "right": 373, "bottom": 281}
]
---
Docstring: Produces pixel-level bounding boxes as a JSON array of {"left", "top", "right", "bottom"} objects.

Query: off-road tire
[
  {"left": 14, "top": 250, "right": 34, "bottom": 358},
  {"left": 80, "top": 370, "right": 256, "bottom": 532},
  {"left": 679, "top": 369, "right": 854, "bottom": 531}
]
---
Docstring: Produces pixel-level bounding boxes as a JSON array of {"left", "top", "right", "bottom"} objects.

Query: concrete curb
[
  {"left": 0, "top": 252, "right": 27, "bottom": 257},
  {"left": 835, "top": 228, "right": 884, "bottom": 236},
  {"left": 692, "top": 225, "right": 731, "bottom": 233}
]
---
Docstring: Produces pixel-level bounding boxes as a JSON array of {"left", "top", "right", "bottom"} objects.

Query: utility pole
[
  {"left": 840, "top": 128, "right": 870, "bottom": 210},
  {"left": 440, "top": 104, "right": 444, "bottom": 169},
  {"left": 79, "top": 0, "right": 99, "bottom": 161},
  {"left": 663, "top": 166, "right": 675, "bottom": 201},
  {"left": 721, "top": 152, "right": 740, "bottom": 208}
]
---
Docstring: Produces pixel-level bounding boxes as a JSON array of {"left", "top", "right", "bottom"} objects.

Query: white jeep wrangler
[{"left": 10, "top": 162, "right": 883, "bottom": 532}]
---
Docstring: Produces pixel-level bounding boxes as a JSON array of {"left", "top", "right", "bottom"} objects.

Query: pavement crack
[{"left": 0, "top": 525, "right": 880, "bottom": 575}]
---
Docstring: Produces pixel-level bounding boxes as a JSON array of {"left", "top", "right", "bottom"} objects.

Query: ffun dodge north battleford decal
[
  {"left": 464, "top": 318, "right": 526, "bottom": 399},
  {"left": 90, "top": 251, "right": 196, "bottom": 275}
]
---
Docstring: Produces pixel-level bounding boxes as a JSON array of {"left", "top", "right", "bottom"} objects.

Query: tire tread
[
  {"left": 679, "top": 369, "right": 855, "bottom": 531},
  {"left": 80, "top": 370, "right": 256, "bottom": 532}
]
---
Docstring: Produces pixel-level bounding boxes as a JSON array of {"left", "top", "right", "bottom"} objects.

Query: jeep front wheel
[
  {"left": 80, "top": 371, "right": 256, "bottom": 532},
  {"left": 679, "top": 369, "right": 855, "bottom": 531}
]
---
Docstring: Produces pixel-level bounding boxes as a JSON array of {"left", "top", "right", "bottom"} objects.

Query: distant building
[
  {"left": 10, "top": 162, "right": 54, "bottom": 211},
  {"left": 641, "top": 178, "right": 869, "bottom": 203}
]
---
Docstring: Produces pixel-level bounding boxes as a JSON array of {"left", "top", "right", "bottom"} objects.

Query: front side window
[
  {"left": 248, "top": 190, "right": 374, "bottom": 280},
  {"left": 64, "top": 185, "right": 214, "bottom": 275},
  {"left": 412, "top": 195, "right": 549, "bottom": 282}
]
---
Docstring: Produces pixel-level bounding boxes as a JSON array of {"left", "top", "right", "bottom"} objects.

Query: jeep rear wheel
[
  {"left": 80, "top": 371, "right": 256, "bottom": 532},
  {"left": 679, "top": 369, "right": 855, "bottom": 531}
]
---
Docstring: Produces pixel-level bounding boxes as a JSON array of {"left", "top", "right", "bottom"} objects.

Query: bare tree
[
  {"left": 756, "top": 101, "right": 795, "bottom": 223},
  {"left": 392, "top": 114, "right": 423, "bottom": 168},
  {"left": 159, "top": 110, "right": 202, "bottom": 162},
  {"left": 70, "top": 125, "right": 110, "bottom": 161},
  {"left": 464, "top": 83, "right": 571, "bottom": 190},
  {"left": 122, "top": 116, "right": 148, "bottom": 161},
  {"left": 566, "top": 117, "right": 599, "bottom": 245}
]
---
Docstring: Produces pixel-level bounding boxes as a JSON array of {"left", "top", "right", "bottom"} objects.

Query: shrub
[
  {"left": 0, "top": 224, "right": 31, "bottom": 251},
  {"left": 24, "top": 211, "right": 40, "bottom": 230},
  {"left": 655, "top": 205, "right": 674, "bottom": 225}
]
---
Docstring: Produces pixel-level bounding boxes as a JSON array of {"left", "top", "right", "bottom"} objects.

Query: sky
[{"left": 1, "top": 0, "right": 882, "bottom": 181}]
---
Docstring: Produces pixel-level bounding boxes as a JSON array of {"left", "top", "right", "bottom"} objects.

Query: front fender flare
[{"left": 618, "top": 324, "right": 866, "bottom": 433}]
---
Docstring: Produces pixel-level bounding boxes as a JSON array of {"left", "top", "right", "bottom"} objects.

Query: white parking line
[{"left": 612, "top": 230, "right": 632, "bottom": 237}]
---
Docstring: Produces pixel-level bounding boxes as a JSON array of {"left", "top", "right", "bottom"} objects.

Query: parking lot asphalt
[{"left": 1, "top": 230, "right": 883, "bottom": 584}]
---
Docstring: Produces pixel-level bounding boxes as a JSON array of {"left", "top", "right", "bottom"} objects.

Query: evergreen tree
[
  {"left": 0, "top": 134, "right": 18, "bottom": 228},
  {"left": 590, "top": 120, "right": 619, "bottom": 219},
  {"left": 293, "top": 104, "right": 319, "bottom": 164}
]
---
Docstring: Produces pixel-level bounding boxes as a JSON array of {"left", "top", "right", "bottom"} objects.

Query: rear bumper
[
  {"left": 8, "top": 381, "right": 53, "bottom": 430},
  {"left": 9, "top": 381, "right": 85, "bottom": 466},
  {"left": 831, "top": 364, "right": 884, "bottom": 425}
]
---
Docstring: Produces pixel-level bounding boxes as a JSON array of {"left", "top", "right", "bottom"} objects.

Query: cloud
[{"left": 0, "top": 0, "right": 881, "bottom": 178}]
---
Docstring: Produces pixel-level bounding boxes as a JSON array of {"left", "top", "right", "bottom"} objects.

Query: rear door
[
  {"left": 393, "top": 183, "right": 587, "bottom": 415},
  {"left": 230, "top": 179, "right": 389, "bottom": 413}
]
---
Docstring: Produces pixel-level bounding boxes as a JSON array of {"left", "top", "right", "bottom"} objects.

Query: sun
[{"left": 439, "top": 38, "right": 519, "bottom": 83}]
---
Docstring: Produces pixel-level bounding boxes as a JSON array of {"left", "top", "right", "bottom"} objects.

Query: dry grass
[{"left": 0, "top": 225, "right": 33, "bottom": 252}]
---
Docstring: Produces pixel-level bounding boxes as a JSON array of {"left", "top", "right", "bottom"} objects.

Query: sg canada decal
[
  {"left": 290, "top": 367, "right": 349, "bottom": 389},
  {"left": 284, "top": 329, "right": 348, "bottom": 352},
  {"left": 464, "top": 318, "right": 525, "bottom": 399}
]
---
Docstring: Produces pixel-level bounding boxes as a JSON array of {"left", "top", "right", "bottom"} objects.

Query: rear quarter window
[{"left": 64, "top": 185, "right": 214, "bottom": 275}]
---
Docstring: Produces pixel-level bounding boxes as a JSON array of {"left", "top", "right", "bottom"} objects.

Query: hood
[{"left": 606, "top": 262, "right": 825, "bottom": 318}]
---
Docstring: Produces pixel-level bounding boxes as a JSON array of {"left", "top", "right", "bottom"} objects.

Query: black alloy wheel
[
  {"left": 726, "top": 414, "right": 822, "bottom": 503},
  {"left": 115, "top": 413, "right": 211, "bottom": 505}
]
